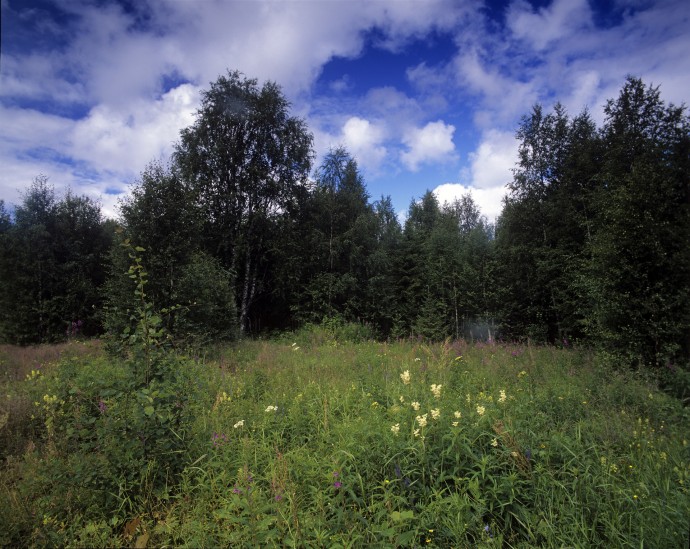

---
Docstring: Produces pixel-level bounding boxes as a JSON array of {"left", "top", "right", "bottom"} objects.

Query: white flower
[
  {"left": 265, "top": 405, "right": 278, "bottom": 413},
  {"left": 391, "top": 423, "right": 400, "bottom": 435},
  {"left": 400, "top": 370, "right": 411, "bottom": 384},
  {"left": 430, "top": 384, "right": 442, "bottom": 399},
  {"left": 233, "top": 420, "right": 245, "bottom": 429},
  {"left": 498, "top": 390, "right": 507, "bottom": 403},
  {"left": 414, "top": 429, "right": 420, "bottom": 438},
  {"left": 430, "top": 408, "right": 441, "bottom": 420},
  {"left": 399, "top": 395, "right": 405, "bottom": 403},
  {"left": 452, "top": 421, "right": 459, "bottom": 427},
  {"left": 453, "top": 410, "right": 462, "bottom": 419},
  {"left": 491, "top": 438, "right": 498, "bottom": 447},
  {"left": 411, "top": 401, "right": 421, "bottom": 411},
  {"left": 476, "top": 405, "right": 486, "bottom": 416},
  {"left": 416, "top": 414, "right": 428, "bottom": 428}
]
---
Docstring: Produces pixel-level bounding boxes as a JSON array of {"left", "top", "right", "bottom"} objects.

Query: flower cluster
[
  {"left": 233, "top": 419, "right": 245, "bottom": 429},
  {"left": 430, "top": 384, "right": 442, "bottom": 399},
  {"left": 264, "top": 405, "right": 278, "bottom": 413},
  {"left": 400, "top": 370, "right": 411, "bottom": 384},
  {"left": 211, "top": 432, "right": 228, "bottom": 447}
]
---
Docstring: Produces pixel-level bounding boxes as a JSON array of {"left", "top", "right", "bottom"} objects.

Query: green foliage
[
  {"left": 2, "top": 338, "right": 689, "bottom": 547},
  {"left": 497, "top": 77, "right": 690, "bottom": 370},
  {"left": 174, "top": 70, "right": 314, "bottom": 333},
  {"left": 0, "top": 177, "right": 112, "bottom": 344}
]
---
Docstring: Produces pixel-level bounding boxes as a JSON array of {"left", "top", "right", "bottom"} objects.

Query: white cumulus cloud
[
  {"left": 401, "top": 120, "right": 457, "bottom": 171},
  {"left": 341, "top": 116, "right": 387, "bottom": 173}
]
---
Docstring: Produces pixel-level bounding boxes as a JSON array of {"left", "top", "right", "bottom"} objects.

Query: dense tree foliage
[
  {"left": 0, "top": 177, "right": 113, "bottom": 343},
  {"left": 104, "top": 162, "right": 238, "bottom": 346},
  {"left": 174, "top": 70, "right": 314, "bottom": 333},
  {"left": 498, "top": 77, "right": 689, "bottom": 368},
  {"left": 3, "top": 74, "right": 687, "bottom": 375}
]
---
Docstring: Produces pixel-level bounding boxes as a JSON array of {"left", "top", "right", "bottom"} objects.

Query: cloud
[
  {"left": 431, "top": 129, "right": 517, "bottom": 222},
  {"left": 507, "top": 0, "right": 593, "bottom": 51},
  {"left": 340, "top": 117, "right": 387, "bottom": 173},
  {"left": 401, "top": 120, "right": 457, "bottom": 171},
  {"left": 467, "top": 129, "right": 517, "bottom": 190},
  {"left": 433, "top": 183, "right": 507, "bottom": 224},
  {"left": 71, "top": 83, "right": 198, "bottom": 175}
]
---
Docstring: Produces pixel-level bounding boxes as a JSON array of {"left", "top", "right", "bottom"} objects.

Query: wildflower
[
  {"left": 454, "top": 410, "right": 462, "bottom": 419},
  {"left": 233, "top": 419, "right": 245, "bottom": 429},
  {"left": 399, "top": 395, "right": 405, "bottom": 403},
  {"left": 98, "top": 399, "right": 107, "bottom": 414},
  {"left": 659, "top": 452, "right": 667, "bottom": 461},
  {"left": 413, "top": 429, "right": 420, "bottom": 438},
  {"left": 391, "top": 423, "right": 400, "bottom": 435},
  {"left": 452, "top": 421, "right": 459, "bottom": 427},
  {"left": 400, "top": 370, "right": 411, "bottom": 384},
  {"left": 414, "top": 358, "right": 421, "bottom": 362},
  {"left": 430, "top": 384, "right": 442, "bottom": 399},
  {"left": 518, "top": 370, "right": 527, "bottom": 378},
  {"left": 415, "top": 414, "right": 428, "bottom": 427},
  {"left": 430, "top": 408, "right": 440, "bottom": 420},
  {"left": 411, "top": 401, "right": 421, "bottom": 411},
  {"left": 265, "top": 405, "right": 278, "bottom": 412},
  {"left": 333, "top": 481, "right": 342, "bottom": 489},
  {"left": 291, "top": 342, "right": 300, "bottom": 351},
  {"left": 498, "top": 390, "right": 507, "bottom": 403},
  {"left": 476, "top": 405, "right": 486, "bottom": 416},
  {"left": 491, "top": 438, "right": 498, "bottom": 447},
  {"left": 454, "top": 355, "right": 462, "bottom": 361}
]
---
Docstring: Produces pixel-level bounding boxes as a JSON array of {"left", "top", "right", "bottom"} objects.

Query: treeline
[{"left": 0, "top": 73, "right": 687, "bottom": 370}]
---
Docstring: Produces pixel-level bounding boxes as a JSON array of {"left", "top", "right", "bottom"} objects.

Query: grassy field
[{"left": 1, "top": 328, "right": 688, "bottom": 547}]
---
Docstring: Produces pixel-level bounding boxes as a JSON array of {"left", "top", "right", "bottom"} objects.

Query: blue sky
[{"left": 1, "top": 0, "right": 689, "bottom": 222}]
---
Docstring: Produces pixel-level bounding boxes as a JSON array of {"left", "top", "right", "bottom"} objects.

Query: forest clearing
[{"left": 1, "top": 328, "right": 688, "bottom": 547}]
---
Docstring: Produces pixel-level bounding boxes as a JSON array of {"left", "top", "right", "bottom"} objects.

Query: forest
[
  {"left": 1, "top": 73, "right": 689, "bottom": 547},
  {"left": 1, "top": 73, "right": 688, "bottom": 372}
]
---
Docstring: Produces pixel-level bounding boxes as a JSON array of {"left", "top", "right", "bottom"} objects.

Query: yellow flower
[
  {"left": 430, "top": 408, "right": 440, "bottom": 420},
  {"left": 453, "top": 410, "right": 462, "bottom": 419},
  {"left": 491, "top": 438, "right": 498, "bottom": 447},
  {"left": 416, "top": 414, "right": 428, "bottom": 427},
  {"left": 233, "top": 420, "right": 245, "bottom": 429},
  {"left": 400, "top": 370, "right": 411, "bottom": 385},
  {"left": 498, "top": 390, "right": 507, "bottom": 403},
  {"left": 430, "top": 384, "right": 443, "bottom": 399},
  {"left": 476, "top": 405, "right": 486, "bottom": 416},
  {"left": 452, "top": 421, "right": 459, "bottom": 427},
  {"left": 411, "top": 401, "right": 421, "bottom": 411},
  {"left": 391, "top": 423, "right": 400, "bottom": 435}
]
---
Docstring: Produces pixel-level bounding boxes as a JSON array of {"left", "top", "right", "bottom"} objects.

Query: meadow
[{"left": 1, "top": 326, "right": 688, "bottom": 548}]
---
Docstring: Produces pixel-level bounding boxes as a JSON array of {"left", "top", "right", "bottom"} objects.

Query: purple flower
[
  {"left": 333, "top": 481, "right": 342, "bottom": 489},
  {"left": 98, "top": 399, "right": 106, "bottom": 413}
]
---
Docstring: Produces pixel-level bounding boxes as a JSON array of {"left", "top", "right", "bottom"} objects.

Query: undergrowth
[{"left": 1, "top": 327, "right": 688, "bottom": 547}]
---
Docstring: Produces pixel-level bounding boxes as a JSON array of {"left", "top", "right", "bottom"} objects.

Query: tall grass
[{"left": 1, "top": 330, "right": 688, "bottom": 547}]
